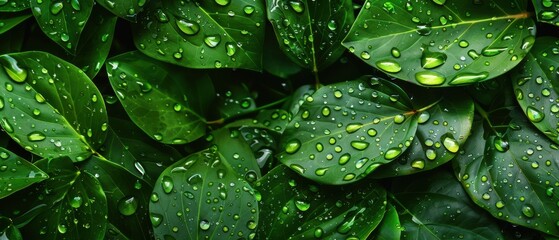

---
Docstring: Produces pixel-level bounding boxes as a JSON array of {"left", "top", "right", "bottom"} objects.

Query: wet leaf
[
  {"left": 0, "top": 0, "right": 29, "bottom": 12},
  {"left": 0, "top": 147, "right": 48, "bottom": 199},
  {"left": 266, "top": 0, "right": 355, "bottom": 71},
  {"left": 256, "top": 165, "right": 386, "bottom": 239},
  {"left": 133, "top": 0, "right": 265, "bottom": 70},
  {"left": 31, "top": 0, "right": 94, "bottom": 53},
  {"left": 96, "top": 0, "right": 149, "bottom": 22},
  {"left": 106, "top": 51, "right": 213, "bottom": 144},
  {"left": 0, "top": 216, "right": 22, "bottom": 240},
  {"left": 512, "top": 36, "right": 559, "bottom": 144},
  {"left": 0, "top": 157, "right": 107, "bottom": 240},
  {"left": 213, "top": 80, "right": 256, "bottom": 119},
  {"left": 149, "top": 149, "right": 259, "bottom": 239},
  {"left": 532, "top": 0, "right": 559, "bottom": 26},
  {"left": 0, "top": 51, "right": 108, "bottom": 161},
  {"left": 263, "top": 26, "right": 303, "bottom": 78},
  {"left": 279, "top": 77, "right": 418, "bottom": 185},
  {"left": 370, "top": 204, "right": 401, "bottom": 240},
  {"left": 391, "top": 170, "right": 505, "bottom": 239},
  {"left": 255, "top": 109, "right": 292, "bottom": 134},
  {"left": 454, "top": 112, "right": 559, "bottom": 236},
  {"left": 0, "top": 11, "right": 31, "bottom": 34},
  {"left": 343, "top": 0, "right": 536, "bottom": 87}
]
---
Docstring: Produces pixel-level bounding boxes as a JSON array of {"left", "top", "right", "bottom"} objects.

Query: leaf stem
[
  {"left": 313, "top": 69, "right": 321, "bottom": 89},
  {"left": 474, "top": 101, "right": 501, "bottom": 137},
  {"left": 414, "top": 97, "right": 443, "bottom": 113}
]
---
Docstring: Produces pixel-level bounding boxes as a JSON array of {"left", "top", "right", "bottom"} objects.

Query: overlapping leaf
[
  {"left": 532, "top": 0, "right": 559, "bottom": 26},
  {"left": 0, "top": 11, "right": 31, "bottom": 34},
  {"left": 133, "top": 0, "right": 265, "bottom": 70},
  {"left": 0, "top": 216, "right": 22, "bottom": 240},
  {"left": 343, "top": 0, "right": 536, "bottom": 87},
  {"left": 512, "top": 37, "right": 559, "bottom": 143},
  {"left": 150, "top": 149, "right": 259, "bottom": 239},
  {"left": 370, "top": 204, "right": 401, "bottom": 240},
  {"left": 265, "top": 0, "right": 355, "bottom": 71},
  {"left": 0, "top": 0, "right": 29, "bottom": 12},
  {"left": 0, "top": 52, "right": 108, "bottom": 161},
  {"left": 454, "top": 113, "right": 559, "bottom": 236},
  {"left": 0, "top": 147, "right": 48, "bottom": 199},
  {"left": 96, "top": 0, "right": 148, "bottom": 22}
]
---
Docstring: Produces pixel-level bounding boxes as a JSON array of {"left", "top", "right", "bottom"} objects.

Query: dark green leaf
[
  {"left": 266, "top": 0, "right": 355, "bottom": 71},
  {"left": 373, "top": 92, "right": 474, "bottom": 178},
  {"left": 96, "top": 0, "right": 149, "bottom": 22},
  {"left": 255, "top": 109, "right": 292, "bottom": 134},
  {"left": 370, "top": 204, "right": 401, "bottom": 240},
  {"left": 0, "top": 0, "right": 29, "bottom": 12},
  {"left": 263, "top": 26, "right": 303, "bottom": 78},
  {"left": 532, "top": 0, "right": 559, "bottom": 25},
  {"left": 0, "top": 21, "right": 25, "bottom": 55},
  {"left": 30, "top": 0, "right": 94, "bottom": 53},
  {"left": 0, "top": 11, "right": 31, "bottom": 34},
  {"left": 343, "top": 0, "right": 536, "bottom": 87},
  {"left": 106, "top": 51, "right": 213, "bottom": 144},
  {"left": 391, "top": 170, "right": 505, "bottom": 239},
  {"left": 256, "top": 165, "right": 386, "bottom": 239},
  {"left": 81, "top": 156, "right": 153, "bottom": 240},
  {"left": 454, "top": 112, "right": 559, "bottom": 236},
  {"left": 213, "top": 80, "right": 256, "bottom": 119},
  {"left": 0, "top": 157, "right": 108, "bottom": 240},
  {"left": 0, "top": 216, "right": 22, "bottom": 240},
  {"left": 133, "top": 0, "right": 266, "bottom": 70},
  {"left": 0, "top": 51, "right": 108, "bottom": 161},
  {"left": 512, "top": 36, "right": 559, "bottom": 143},
  {"left": 105, "top": 223, "right": 130, "bottom": 240},
  {"left": 150, "top": 149, "right": 259, "bottom": 239},
  {"left": 0, "top": 147, "right": 48, "bottom": 199},
  {"left": 279, "top": 77, "right": 418, "bottom": 185}
]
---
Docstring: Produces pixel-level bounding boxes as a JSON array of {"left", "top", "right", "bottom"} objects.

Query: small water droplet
[
  {"left": 118, "top": 196, "right": 138, "bottom": 216},
  {"left": 481, "top": 47, "right": 507, "bottom": 57},
  {"left": 384, "top": 147, "right": 402, "bottom": 160},
  {"left": 295, "top": 200, "right": 310, "bottom": 211},
  {"left": 521, "top": 204, "right": 535, "bottom": 218},
  {"left": 50, "top": 2, "right": 63, "bottom": 15},
  {"left": 69, "top": 196, "right": 82, "bottom": 208},
  {"left": 199, "top": 219, "right": 211, "bottom": 230},
  {"left": 360, "top": 51, "right": 371, "bottom": 60},
  {"left": 225, "top": 42, "right": 236, "bottom": 56},
  {"left": 345, "top": 123, "right": 363, "bottom": 133},
  {"left": 285, "top": 139, "right": 301, "bottom": 154},
  {"left": 150, "top": 213, "right": 163, "bottom": 227},
  {"left": 243, "top": 5, "right": 255, "bottom": 15},
  {"left": 0, "top": 55, "right": 27, "bottom": 83}
]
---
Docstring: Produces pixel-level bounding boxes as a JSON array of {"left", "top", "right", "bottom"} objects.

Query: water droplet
[
  {"left": 295, "top": 200, "right": 310, "bottom": 211},
  {"left": 118, "top": 196, "right": 138, "bottom": 216},
  {"left": 382, "top": 2, "right": 395, "bottom": 13},
  {"left": 442, "top": 135, "right": 459, "bottom": 153},
  {"left": 327, "top": 20, "right": 337, "bottom": 31},
  {"left": 225, "top": 42, "right": 236, "bottom": 56},
  {"left": 0, "top": 56, "right": 27, "bottom": 83},
  {"left": 1, "top": 118, "right": 13, "bottom": 133},
  {"left": 421, "top": 48, "right": 447, "bottom": 69},
  {"left": 481, "top": 47, "right": 507, "bottom": 57},
  {"left": 289, "top": 0, "right": 304, "bottom": 13},
  {"left": 200, "top": 219, "right": 211, "bottom": 230},
  {"left": 416, "top": 24, "right": 432, "bottom": 36},
  {"left": 360, "top": 51, "right": 371, "bottom": 60},
  {"left": 69, "top": 196, "right": 82, "bottom": 208},
  {"left": 204, "top": 35, "right": 221, "bottom": 48},
  {"left": 384, "top": 147, "right": 401, "bottom": 160},
  {"left": 494, "top": 137, "right": 509, "bottom": 152},
  {"left": 35, "top": 93, "right": 46, "bottom": 103},
  {"left": 394, "top": 114, "right": 405, "bottom": 124},
  {"left": 418, "top": 112, "right": 430, "bottom": 124},
  {"left": 495, "top": 201, "right": 505, "bottom": 209},
  {"left": 27, "top": 132, "right": 46, "bottom": 142},
  {"left": 526, "top": 106, "right": 544, "bottom": 123},
  {"left": 521, "top": 204, "right": 535, "bottom": 218},
  {"left": 150, "top": 213, "right": 163, "bottom": 227},
  {"left": 449, "top": 72, "right": 489, "bottom": 85},
  {"left": 315, "top": 168, "right": 327, "bottom": 176},
  {"left": 343, "top": 173, "right": 355, "bottom": 181},
  {"left": 521, "top": 36, "right": 535, "bottom": 50},
  {"left": 243, "top": 5, "right": 255, "bottom": 15},
  {"left": 321, "top": 106, "right": 331, "bottom": 117},
  {"left": 415, "top": 71, "right": 446, "bottom": 86},
  {"left": 338, "top": 153, "right": 351, "bottom": 165},
  {"left": 540, "top": 11, "right": 558, "bottom": 20},
  {"left": 351, "top": 141, "right": 369, "bottom": 150},
  {"left": 345, "top": 123, "right": 363, "bottom": 133},
  {"left": 161, "top": 176, "right": 174, "bottom": 193},
  {"left": 432, "top": 0, "right": 446, "bottom": 5},
  {"left": 57, "top": 224, "right": 67, "bottom": 234},
  {"left": 176, "top": 19, "right": 200, "bottom": 35},
  {"left": 290, "top": 164, "right": 306, "bottom": 174},
  {"left": 285, "top": 139, "right": 301, "bottom": 154},
  {"left": 50, "top": 2, "right": 63, "bottom": 15},
  {"left": 71, "top": 0, "right": 80, "bottom": 11},
  {"left": 376, "top": 60, "right": 401, "bottom": 73},
  {"left": 314, "top": 228, "right": 324, "bottom": 238},
  {"left": 411, "top": 159, "right": 425, "bottom": 169}
]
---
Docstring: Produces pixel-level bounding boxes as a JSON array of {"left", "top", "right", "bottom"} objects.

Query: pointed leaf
[
  {"left": 0, "top": 11, "right": 31, "bottom": 34},
  {"left": 106, "top": 51, "right": 213, "bottom": 144},
  {"left": 279, "top": 77, "right": 418, "bottom": 185},
  {"left": 512, "top": 37, "right": 559, "bottom": 143},
  {"left": 370, "top": 204, "right": 401, "bottom": 240},
  {"left": 256, "top": 165, "right": 387, "bottom": 239},
  {"left": 343, "top": 0, "right": 536, "bottom": 87},
  {"left": 532, "top": 0, "right": 559, "bottom": 25},
  {"left": 0, "top": 0, "right": 29, "bottom": 12},
  {"left": 31, "top": 0, "right": 94, "bottom": 53},
  {"left": 0, "top": 51, "right": 108, "bottom": 161},
  {"left": 96, "top": 0, "right": 149, "bottom": 22},
  {"left": 150, "top": 149, "right": 259, "bottom": 239},
  {"left": 0, "top": 147, "right": 48, "bottom": 199},
  {"left": 266, "top": 0, "right": 355, "bottom": 71},
  {"left": 133, "top": 0, "right": 265, "bottom": 70}
]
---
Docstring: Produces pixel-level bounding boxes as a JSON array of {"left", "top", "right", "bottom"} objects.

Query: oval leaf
[
  {"left": 512, "top": 36, "right": 559, "bottom": 143},
  {"left": 342, "top": 0, "right": 536, "bottom": 87},
  {"left": 454, "top": 113, "right": 559, "bottom": 236},
  {"left": 532, "top": 0, "right": 559, "bottom": 25},
  {"left": 133, "top": 0, "right": 265, "bottom": 70},
  {"left": 96, "top": 0, "right": 149, "bottom": 22},
  {"left": 150, "top": 149, "right": 259, "bottom": 239},
  {"left": 279, "top": 77, "right": 418, "bottom": 185},
  {"left": 31, "top": 0, "right": 94, "bottom": 53},
  {"left": 106, "top": 51, "right": 212, "bottom": 144},
  {"left": 0, "top": 147, "right": 48, "bottom": 199},
  {"left": 266, "top": 0, "right": 354, "bottom": 71},
  {"left": 0, "top": 51, "right": 108, "bottom": 161}
]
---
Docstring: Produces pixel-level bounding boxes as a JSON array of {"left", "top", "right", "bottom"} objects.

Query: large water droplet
[
  {"left": 27, "top": 132, "right": 46, "bottom": 142},
  {"left": 449, "top": 72, "right": 489, "bottom": 85},
  {"left": 285, "top": 139, "right": 301, "bottom": 154},
  {"left": 295, "top": 200, "right": 310, "bottom": 211},
  {"left": 176, "top": 19, "right": 200, "bottom": 35},
  {"left": 243, "top": 5, "right": 255, "bottom": 15},
  {"left": 481, "top": 47, "right": 507, "bottom": 57},
  {"left": 539, "top": 11, "right": 558, "bottom": 20},
  {"left": 57, "top": 224, "right": 67, "bottom": 234},
  {"left": 415, "top": 71, "right": 446, "bottom": 86},
  {"left": 494, "top": 137, "right": 509, "bottom": 152},
  {"left": 161, "top": 176, "right": 174, "bottom": 193},
  {"left": 350, "top": 141, "right": 369, "bottom": 150},
  {"left": 384, "top": 148, "right": 401, "bottom": 160},
  {"left": 69, "top": 196, "right": 82, "bottom": 208},
  {"left": 521, "top": 36, "right": 535, "bottom": 50},
  {"left": 338, "top": 153, "right": 351, "bottom": 165},
  {"left": 150, "top": 213, "right": 163, "bottom": 227},
  {"left": 204, "top": 35, "right": 221, "bottom": 48},
  {"left": 289, "top": 0, "right": 304, "bottom": 13},
  {"left": 50, "top": 2, "right": 63, "bottom": 15},
  {"left": 442, "top": 135, "right": 459, "bottom": 153},
  {"left": 376, "top": 60, "right": 402, "bottom": 73},
  {"left": 432, "top": 0, "right": 446, "bottom": 5},
  {"left": 421, "top": 48, "right": 447, "bottom": 69},
  {"left": 199, "top": 219, "right": 211, "bottom": 230},
  {"left": 345, "top": 123, "right": 363, "bottom": 134},
  {"left": 118, "top": 196, "right": 138, "bottom": 216},
  {"left": 416, "top": 24, "right": 432, "bottom": 36},
  {"left": 225, "top": 42, "right": 236, "bottom": 56},
  {"left": 521, "top": 204, "right": 535, "bottom": 218},
  {"left": 526, "top": 106, "right": 544, "bottom": 123},
  {"left": 0, "top": 56, "right": 27, "bottom": 83}
]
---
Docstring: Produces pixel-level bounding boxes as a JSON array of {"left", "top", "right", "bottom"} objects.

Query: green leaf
[
  {"left": 256, "top": 165, "right": 387, "bottom": 239},
  {"left": 370, "top": 204, "right": 401, "bottom": 240},
  {"left": 0, "top": 51, "right": 108, "bottom": 161},
  {"left": 343, "top": 0, "right": 536, "bottom": 87},
  {"left": 0, "top": 216, "right": 22, "bottom": 240},
  {"left": 532, "top": 0, "right": 559, "bottom": 26},
  {"left": 512, "top": 37, "right": 559, "bottom": 143},
  {"left": 133, "top": 0, "right": 265, "bottom": 70},
  {"left": 0, "top": 0, "right": 29, "bottom": 12},
  {"left": 391, "top": 170, "right": 505, "bottom": 239},
  {"left": 454, "top": 112, "right": 559, "bottom": 236},
  {"left": 106, "top": 51, "right": 213, "bottom": 144},
  {"left": 149, "top": 149, "right": 259, "bottom": 239},
  {"left": 0, "top": 157, "right": 108, "bottom": 240},
  {"left": 105, "top": 223, "right": 130, "bottom": 240},
  {"left": 255, "top": 109, "right": 292, "bottom": 134},
  {"left": 213, "top": 79, "right": 256, "bottom": 119},
  {"left": 263, "top": 26, "right": 303, "bottom": 78},
  {"left": 80, "top": 156, "right": 153, "bottom": 240},
  {"left": 279, "top": 77, "right": 418, "bottom": 185},
  {"left": 373, "top": 91, "right": 474, "bottom": 178},
  {"left": 0, "top": 11, "right": 31, "bottom": 34},
  {"left": 0, "top": 147, "right": 48, "bottom": 199},
  {"left": 96, "top": 0, "right": 149, "bottom": 22},
  {"left": 30, "top": 0, "right": 94, "bottom": 53},
  {"left": 265, "top": 0, "right": 355, "bottom": 71}
]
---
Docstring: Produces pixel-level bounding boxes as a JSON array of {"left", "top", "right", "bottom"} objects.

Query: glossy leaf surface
[
  {"left": 107, "top": 51, "right": 212, "bottom": 144},
  {"left": 279, "top": 77, "right": 418, "bottom": 185},
  {"left": 532, "top": 0, "right": 559, "bottom": 26},
  {"left": 0, "top": 11, "right": 31, "bottom": 34},
  {"left": 96, "top": 0, "right": 148, "bottom": 22},
  {"left": 266, "top": 0, "right": 354, "bottom": 71},
  {"left": 149, "top": 149, "right": 259, "bottom": 239},
  {"left": 0, "top": 147, "right": 48, "bottom": 199},
  {"left": 0, "top": 52, "right": 108, "bottom": 161},
  {"left": 256, "top": 165, "right": 386, "bottom": 239},
  {"left": 31, "top": 0, "right": 94, "bottom": 53},
  {"left": 513, "top": 37, "right": 559, "bottom": 143},
  {"left": 454, "top": 114, "right": 559, "bottom": 236},
  {"left": 370, "top": 204, "right": 401, "bottom": 240},
  {"left": 133, "top": 0, "right": 265, "bottom": 70},
  {"left": 343, "top": 0, "right": 536, "bottom": 87}
]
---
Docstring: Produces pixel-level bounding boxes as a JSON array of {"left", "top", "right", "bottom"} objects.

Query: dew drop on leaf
[
  {"left": 289, "top": 0, "right": 304, "bottom": 13},
  {"left": 376, "top": 60, "right": 402, "bottom": 73},
  {"left": 176, "top": 19, "right": 200, "bottom": 36},
  {"left": 150, "top": 213, "right": 163, "bottom": 227},
  {"left": 118, "top": 196, "right": 139, "bottom": 216},
  {"left": 526, "top": 106, "right": 544, "bottom": 123},
  {"left": 0, "top": 55, "right": 27, "bottom": 83},
  {"left": 161, "top": 176, "right": 174, "bottom": 193},
  {"left": 285, "top": 139, "right": 301, "bottom": 154},
  {"left": 415, "top": 71, "right": 446, "bottom": 86},
  {"left": 27, "top": 131, "right": 46, "bottom": 142}
]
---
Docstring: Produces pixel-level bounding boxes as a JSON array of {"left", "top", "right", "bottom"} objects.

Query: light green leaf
[
  {"left": 133, "top": 0, "right": 265, "bottom": 70},
  {"left": 96, "top": 0, "right": 149, "bottom": 22},
  {"left": 0, "top": 51, "right": 108, "bottom": 161},
  {"left": 0, "top": 11, "right": 31, "bottom": 34},
  {"left": 0, "top": 0, "right": 29, "bottom": 12},
  {"left": 150, "top": 149, "right": 259, "bottom": 239},
  {"left": 343, "top": 0, "right": 536, "bottom": 87},
  {"left": 0, "top": 147, "right": 48, "bottom": 199},
  {"left": 532, "top": 0, "right": 559, "bottom": 26},
  {"left": 31, "top": 0, "right": 94, "bottom": 53},
  {"left": 106, "top": 51, "right": 213, "bottom": 144},
  {"left": 265, "top": 0, "right": 355, "bottom": 71}
]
